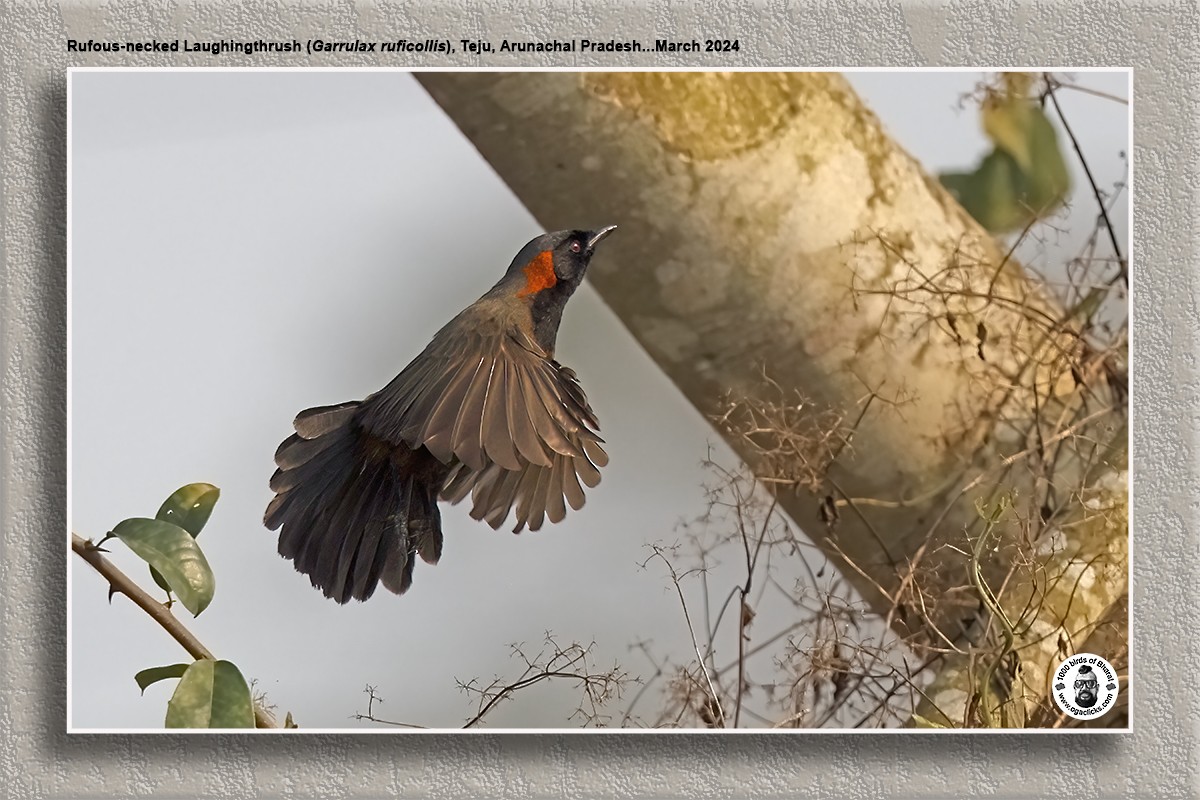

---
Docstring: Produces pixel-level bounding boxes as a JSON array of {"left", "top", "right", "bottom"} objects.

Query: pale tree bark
[{"left": 416, "top": 73, "right": 1127, "bottom": 727}]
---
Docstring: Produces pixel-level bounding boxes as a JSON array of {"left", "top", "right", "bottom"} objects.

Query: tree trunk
[{"left": 416, "top": 72, "right": 1126, "bottom": 726}]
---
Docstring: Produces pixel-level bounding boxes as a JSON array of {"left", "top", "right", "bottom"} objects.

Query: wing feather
[
  {"left": 475, "top": 466, "right": 523, "bottom": 528},
  {"left": 575, "top": 450, "right": 602, "bottom": 488},
  {"left": 481, "top": 354, "right": 522, "bottom": 470},
  {"left": 583, "top": 437, "right": 610, "bottom": 469},
  {"left": 562, "top": 457, "right": 586, "bottom": 511},
  {"left": 451, "top": 354, "right": 496, "bottom": 471},
  {"left": 511, "top": 464, "right": 545, "bottom": 533},
  {"left": 527, "top": 462, "right": 552, "bottom": 532},
  {"left": 545, "top": 455, "right": 567, "bottom": 525},
  {"left": 522, "top": 364, "right": 586, "bottom": 457},
  {"left": 418, "top": 352, "right": 487, "bottom": 464},
  {"left": 399, "top": 356, "right": 476, "bottom": 453},
  {"left": 505, "top": 358, "right": 554, "bottom": 467},
  {"left": 350, "top": 304, "right": 605, "bottom": 534},
  {"left": 437, "top": 343, "right": 606, "bottom": 532}
]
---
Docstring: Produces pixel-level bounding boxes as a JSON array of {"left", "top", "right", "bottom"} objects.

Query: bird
[{"left": 264, "top": 226, "right": 617, "bottom": 604}]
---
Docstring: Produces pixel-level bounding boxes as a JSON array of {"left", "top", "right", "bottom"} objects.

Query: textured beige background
[{"left": 1, "top": 1, "right": 1196, "bottom": 798}]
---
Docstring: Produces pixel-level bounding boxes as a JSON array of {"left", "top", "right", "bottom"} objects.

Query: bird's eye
[{"left": 569, "top": 241, "right": 582, "bottom": 254}]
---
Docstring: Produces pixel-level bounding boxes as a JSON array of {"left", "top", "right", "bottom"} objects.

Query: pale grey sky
[{"left": 68, "top": 70, "right": 1128, "bottom": 730}]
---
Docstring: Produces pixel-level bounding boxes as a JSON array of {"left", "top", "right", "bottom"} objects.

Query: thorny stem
[{"left": 71, "top": 532, "right": 278, "bottom": 729}]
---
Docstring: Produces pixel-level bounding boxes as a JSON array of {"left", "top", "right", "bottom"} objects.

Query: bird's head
[
  {"left": 503, "top": 226, "right": 618, "bottom": 299},
  {"left": 494, "top": 226, "right": 617, "bottom": 354}
]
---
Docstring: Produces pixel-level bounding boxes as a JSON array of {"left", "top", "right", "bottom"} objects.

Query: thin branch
[
  {"left": 734, "top": 496, "right": 775, "bottom": 726},
  {"left": 71, "top": 532, "right": 278, "bottom": 729},
  {"left": 456, "top": 636, "right": 627, "bottom": 729},
  {"left": 621, "top": 640, "right": 667, "bottom": 726},
  {"left": 1044, "top": 73, "right": 1128, "bottom": 287},
  {"left": 352, "top": 685, "right": 428, "bottom": 728},
  {"left": 646, "top": 547, "right": 726, "bottom": 727},
  {"left": 1052, "top": 80, "right": 1128, "bottom": 105},
  {"left": 463, "top": 668, "right": 600, "bottom": 728}
]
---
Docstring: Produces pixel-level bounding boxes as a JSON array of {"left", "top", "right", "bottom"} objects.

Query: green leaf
[
  {"left": 149, "top": 565, "right": 174, "bottom": 596},
  {"left": 156, "top": 483, "right": 220, "bottom": 537},
  {"left": 983, "top": 95, "right": 1037, "bottom": 172},
  {"left": 150, "top": 483, "right": 220, "bottom": 594},
  {"left": 941, "top": 150, "right": 1026, "bottom": 233},
  {"left": 165, "top": 659, "right": 255, "bottom": 729},
  {"left": 134, "top": 663, "right": 190, "bottom": 693},
  {"left": 1019, "top": 108, "right": 1071, "bottom": 212},
  {"left": 911, "top": 713, "right": 950, "bottom": 729},
  {"left": 111, "top": 518, "right": 215, "bottom": 616},
  {"left": 942, "top": 85, "right": 1071, "bottom": 234}
]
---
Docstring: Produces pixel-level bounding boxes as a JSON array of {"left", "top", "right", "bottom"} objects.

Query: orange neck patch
[{"left": 517, "top": 250, "right": 557, "bottom": 297}]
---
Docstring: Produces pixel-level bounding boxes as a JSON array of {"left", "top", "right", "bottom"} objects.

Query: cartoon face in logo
[
  {"left": 1052, "top": 653, "right": 1119, "bottom": 721},
  {"left": 1073, "top": 664, "right": 1099, "bottom": 708}
]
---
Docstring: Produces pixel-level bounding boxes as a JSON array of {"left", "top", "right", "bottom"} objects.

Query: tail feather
[
  {"left": 294, "top": 401, "right": 359, "bottom": 438},
  {"left": 265, "top": 400, "right": 444, "bottom": 603},
  {"left": 273, "top": 431, "right": 343, "bottom": 470},
  {"left": 379, "top": 479, "right": 415, "bottom": 596},
  {"left": 410, "top": 487, "right": 444, "bottom": 565},
  {"left": 380, "top": 540, "right": 416, "bottom": 596},
  {"left": 334, "top": 458, "right": 390, "bottom": 600}
]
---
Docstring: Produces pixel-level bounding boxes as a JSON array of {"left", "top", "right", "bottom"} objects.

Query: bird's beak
[{"left": 587, "top": 225, "right": 618, "bottom": 249}]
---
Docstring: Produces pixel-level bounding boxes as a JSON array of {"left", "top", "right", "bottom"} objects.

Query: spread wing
[{"left": 356, "top": 303, "right": 606, "bottom": 532}]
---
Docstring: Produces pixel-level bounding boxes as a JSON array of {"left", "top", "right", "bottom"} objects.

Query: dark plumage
[{"left": 265, "top": 227, "right": 616, "bottom": 603}]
